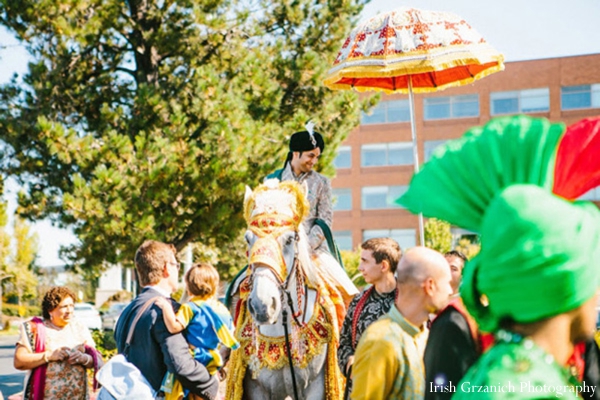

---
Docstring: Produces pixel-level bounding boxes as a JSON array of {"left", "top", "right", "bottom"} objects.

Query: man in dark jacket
[{"left": 115, "top": 240, "right": 219, "bottom": 400}]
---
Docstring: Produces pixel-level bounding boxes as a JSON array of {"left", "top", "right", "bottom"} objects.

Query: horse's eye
[{"left": 285, "top": 235, "right": 294, "bottom": 245}]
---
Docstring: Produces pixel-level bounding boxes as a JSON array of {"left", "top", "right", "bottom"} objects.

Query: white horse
[{"left": 226, "top": 179, "right": 349, "bottom": 400}]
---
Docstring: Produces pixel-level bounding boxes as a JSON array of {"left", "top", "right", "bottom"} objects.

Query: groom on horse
[
  {"left": 226, "top": 123, "right": 353, "bottom": 310},
  {"left": 266, "top": 123, "right": 340, "bottom": 262}
]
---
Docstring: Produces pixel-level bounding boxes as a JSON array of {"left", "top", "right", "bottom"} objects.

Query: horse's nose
[
  {"left": 268, "top": 297, "right": 277, "bottom": 316},
  {"left": 248, "top": 294, "right": 279, "bottom": 324},
  {"left": 248, "top": 298, "right": 256, "bottom": 315}
]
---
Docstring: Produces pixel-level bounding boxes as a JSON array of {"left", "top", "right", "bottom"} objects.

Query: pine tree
[{"left": 0, "top": 0, "right": 369, "bottom": 275}]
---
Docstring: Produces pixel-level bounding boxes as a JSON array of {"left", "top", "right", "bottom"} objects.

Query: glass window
[
  {"left": 424, "top": 97, "right": 450, "bottom": 120},
  {"left": 424, "top": 95, "right": 479, "bottom": 120},
  {"left": 520, "top": 88, "right": 550, "bottom": 112},
  {"left": 362, "top": 229, "right": 390, "bottom": 242},
  {"left": 578, "top": 187, "right": 600, "bottom": 201},
  {"left": 453, "top": 95, "right": 479, "bottom": 117},
  {"left": 561, "top": 84, "right": 600, "bottom": 110},
  {"left": 361, "top": 186, "right": 407, "bottom": 209},
  {"left": 334, "top": 146, "right": 351, "bottom": 169},
  {"left": 332, "top": 188, "right": 352, "bottom": 211},
  {"left": 388, "top": 186, "right": 408, "bottom": 208},
  {"left": 390, "top": 229, "right": 416, "bottom": 250},
  {"left": 388, "top": 142, "right": 414, "bottom": 166},
  {"left": 361, "top": 142, "right": 413, "bottom": 167},
  {"left": 593, "top": 84, "right": 600, "bottom": 108},
  {"left": 361, "top": 99, "right": 410, "bottom": 125},
  {"left": 490, "top": 91, "right": 519, "bottom": 114},
  {"left": 424, "top": 140, "right": 448, "bottom": 162},
  {"left": 362, "top": 144, "right": 387, "bottom": 167},
  {"left": 333, "top": 230, "right": 353, "bottom": 251},
  {"left": 361, "top": 105, "right": 386, "bottom": 124},
  {"left": 362, "top": 229, "right": 416, "bottom": 250},
  {"left": 491, "top": 88, "right": 549, "bottom": 115},
  {"left": 386, "top": 100, "right": 411, "bottom": 123},
  {"left": 362, "top": 186, "right": 388, "bottom": 209}
]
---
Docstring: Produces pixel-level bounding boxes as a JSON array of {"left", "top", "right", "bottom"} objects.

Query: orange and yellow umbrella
[
  {"left": 324, "top": 7, "right": 505, "bottom": 94},
  {"left": 324, "top": 7, "right": 505, "bottom": 244}
]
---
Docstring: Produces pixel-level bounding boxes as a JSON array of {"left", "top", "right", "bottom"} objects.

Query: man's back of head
[
  {"left": 135, "top": 240, "right": 177, "bottom": 287},
  {"left": 396, "top": 247, "right": 453, "bottom": 323}
]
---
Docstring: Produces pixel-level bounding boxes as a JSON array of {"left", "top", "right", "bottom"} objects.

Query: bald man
[{"left": 350, "top": 247, "right": 453, "bottom": 400}]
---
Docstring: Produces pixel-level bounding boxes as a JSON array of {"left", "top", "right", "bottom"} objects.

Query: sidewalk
[{"left": 0, "top": 334, "right": 24, "bottom": 400}]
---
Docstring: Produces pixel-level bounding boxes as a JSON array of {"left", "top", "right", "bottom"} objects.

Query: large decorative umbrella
[{"left": 324, "top": 7, "right": 505, "bottom": 245}]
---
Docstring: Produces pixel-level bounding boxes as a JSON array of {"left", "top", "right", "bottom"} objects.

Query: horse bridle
[{"left": 248, "top": 232, "right": 303, "bottom": 400}]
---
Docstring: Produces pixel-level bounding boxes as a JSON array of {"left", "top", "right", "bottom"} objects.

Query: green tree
[
  {"left": 341, "top": 248, "right": 365, "bottom": 289},
  {"left": 0, "top": 182, "right": 12, "bottom": 320},
  {"left": 455, "top": 237, "right": 481, "bottom": 260},
  {"left": 4, "top": 216, "right": 39, "bottom": 309},
  {"left": 0, "top": 0, "right": 370, "bottom": 275},
  {"left": 424, "top": 218, "right": 452, "bottom": 254}
]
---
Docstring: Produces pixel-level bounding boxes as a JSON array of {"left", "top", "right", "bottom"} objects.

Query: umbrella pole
[{"left": 408, "top": 76, "right": 426, "bottom": 246}]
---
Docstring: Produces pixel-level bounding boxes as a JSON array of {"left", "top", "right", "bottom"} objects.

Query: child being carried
[{"left": 156, "top": 262, "right": 239, "bottom": 400}]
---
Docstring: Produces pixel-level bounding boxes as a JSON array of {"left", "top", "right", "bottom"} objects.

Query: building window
[
  {"left": 361, "top": 186, "right": 407, "bottom": 210},
  {"left": 363, "top": 228, "right": 416, "bottom": 250},
  {"left": 361, "top": 99, "right": 410, "bottom": 124},
  {"left": 361, "top": 142, "right": 413, "bottom": 167},
  {"left": 333, "top": 188, "right": 352, "bottom": 211},
  {"left": 578, "top": 187, "right": 600, "bottom": 201},
  {"left": 561, "top": 84, "right": 600, "bottom": 110},
  {"left": 334, "top": 230, "right": 353, "bottom": 251},
  {"left": 424, "top": 140, "right": 448, "bottom": 162},
  {"left": 490, "top": 88, "right": 550, "bottom": 115},
  {"left": 424, "top": 95, "right": 479, "bottom": 120},
  {"left": 334, "top": 146, "right": 351, "bottom": 169}
]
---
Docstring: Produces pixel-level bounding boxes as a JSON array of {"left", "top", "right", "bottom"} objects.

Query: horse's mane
[{"left": 295, "top": 223, "right": 319, "bottom": 287}]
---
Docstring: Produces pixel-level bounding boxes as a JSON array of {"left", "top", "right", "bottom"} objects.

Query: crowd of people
[{"left": 7, "top": 118, "right": 600, "bottom": 400}]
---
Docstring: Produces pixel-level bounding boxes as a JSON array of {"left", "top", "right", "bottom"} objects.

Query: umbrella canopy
[
  {"left": 323, "top": 7, "right": 505, "bottom": 245},
  {"left": 323, "top": 7, "right": 504, "bottom": 93}
]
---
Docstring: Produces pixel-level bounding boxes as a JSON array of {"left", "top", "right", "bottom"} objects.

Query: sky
[{"left": 0, "top": 0, "right": 599, "bottom": 267}]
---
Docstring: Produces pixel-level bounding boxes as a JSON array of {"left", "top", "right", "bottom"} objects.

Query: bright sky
[{"left": 1, "top": 0, "right": 599, "bottom": 267}]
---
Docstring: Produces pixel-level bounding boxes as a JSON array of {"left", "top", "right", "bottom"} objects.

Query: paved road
[{"left": 0, "top": 335, "right": 24, "bottom": 398}]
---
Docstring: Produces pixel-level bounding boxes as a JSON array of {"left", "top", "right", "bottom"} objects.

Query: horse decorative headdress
[
  {"left": 227, "top": 178, "right": 346, "bottom": 400},
  {"left": 244, "top": 179, "right": 310, "bottom": 283}
]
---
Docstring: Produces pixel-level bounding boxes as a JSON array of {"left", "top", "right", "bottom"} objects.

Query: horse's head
[{"left": 243, "top": 179, "right": 311, "bottom": 325}]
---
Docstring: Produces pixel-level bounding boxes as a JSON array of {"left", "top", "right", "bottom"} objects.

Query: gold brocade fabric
[{"left": 225, "top": 277, "right": 345, "bottom": 400}]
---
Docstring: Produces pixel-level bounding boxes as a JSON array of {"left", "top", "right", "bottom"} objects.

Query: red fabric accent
[
  {"left": 446, "top": 297, "right": 494, "bottom": 353},
  {"left": 566, "top": 342, "right": 586, "bottom": 381},
  {"left": 553, "top": 116, "right": 600, "bottom": 200},
  {"left": 84, "top": 344, "right": 102, "bottom": 390},
  {"left": 351, "top": 286, "right": 374, "bottom": 349},
  {"left": 30, "top": 317, "right": 47, "bottom": 400},
  {"left": 479, "top": 333, "right": 494, "bottom": 353},
  {"left": 333, "top": 63, "right": 500, "bottom": 92}
]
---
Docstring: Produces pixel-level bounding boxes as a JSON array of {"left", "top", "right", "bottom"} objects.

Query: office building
[{"left": 331, "top": 53, "right": 600, "bottom": 251}]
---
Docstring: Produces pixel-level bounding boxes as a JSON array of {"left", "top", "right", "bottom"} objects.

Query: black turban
[
  {"left": 289, "top": 130, "right": 325, "bottom": 153},
  {"left": 283, "top": 131, "right": 325, "bottom": 170}
]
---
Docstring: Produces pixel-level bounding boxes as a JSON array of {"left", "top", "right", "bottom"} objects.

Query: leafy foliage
[
  {"left": 424, "top": 218, "right": 452, "bottom": 254},
  {"left": 341, "top": 248, "right": 365, "bottom": 289},
  {"left": 91, "top": 328, "right": 117, "bottom": 360},
  {"left": 455, "top": 237, "right": 481, "bottom": 260},
  {"left": 0, "top": 0, "right": 370, "bottom": 276},
  {"left": 0, "top": 189, "right": 39, "bottom": 307}
]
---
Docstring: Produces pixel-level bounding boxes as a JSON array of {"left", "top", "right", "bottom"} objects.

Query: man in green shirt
[{"left": 398, "top": 116, "right": 600, "bottom": 400}]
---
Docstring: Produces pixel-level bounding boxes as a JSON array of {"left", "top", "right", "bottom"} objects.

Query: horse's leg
[
  {"left": 243, "top": 369, "right": 279, "bottom": 400},
  {"left": 304, "top": 367, "right": 326, "bottom": 400},
  {"left": 302, "top": 345, "right": 328, "bottom": 400}
]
